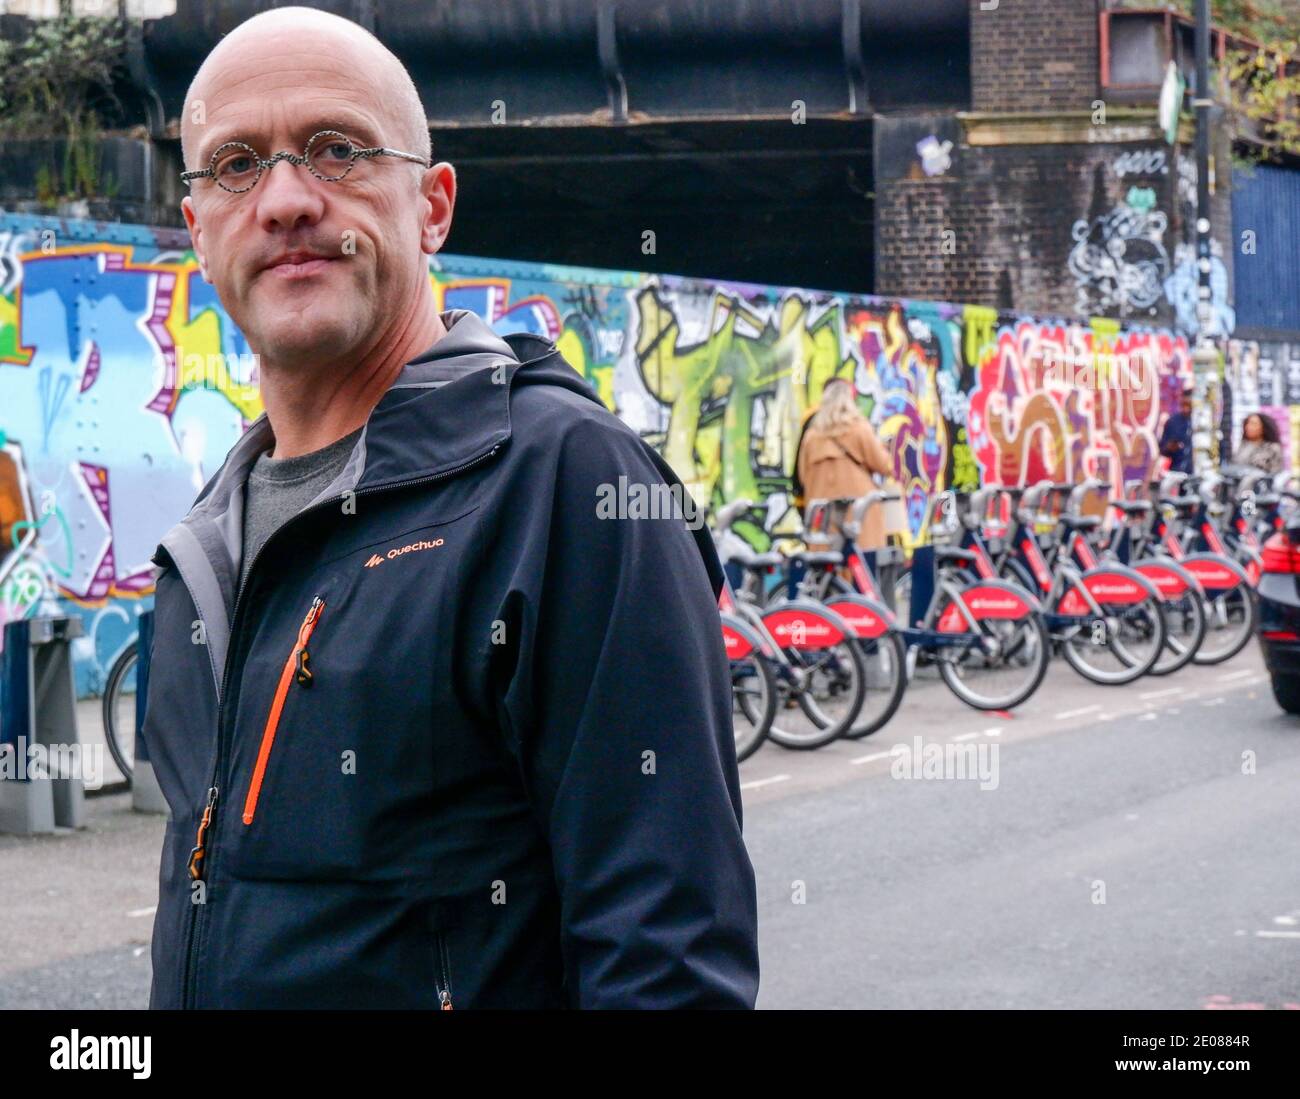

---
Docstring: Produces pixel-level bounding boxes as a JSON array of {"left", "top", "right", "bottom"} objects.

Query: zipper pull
[
  {"left": 187, "top": 786, "right": 219, "bottom": 881},
  {"left": 436, "top": 932, "right": 454, "bottom": 1009},
  {"left": 300, "top": 595, "right": 324, "bottom": 635},
  {"left": 294, "top": 596, "right": 324, "bottom": 686}
]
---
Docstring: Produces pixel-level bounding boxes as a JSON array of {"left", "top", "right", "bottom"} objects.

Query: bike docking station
[
  {"left": 131, "top": 610, "right": 168, "bottom": 816},
  {"left": 0, "top": 616, "right": 87, "bottom": 835}
]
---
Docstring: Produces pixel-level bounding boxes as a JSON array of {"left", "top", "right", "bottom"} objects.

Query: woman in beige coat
[{"left": 796, "top": 378, "right": 894, "bottom": 549}]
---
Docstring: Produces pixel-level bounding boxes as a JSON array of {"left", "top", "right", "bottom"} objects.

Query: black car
[{"left": 1258, "top": 518, "right": 1300, "bottom": 713}]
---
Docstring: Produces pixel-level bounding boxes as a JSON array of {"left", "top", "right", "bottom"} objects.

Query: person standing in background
[
  {"left": 795, "top": 378, "right": 894, "bottom": 550},
  {"left": 1236, "top": 412, "right": 1284, "bottom": 475},
  {"left": 1160, "top": 387, "right": 1196, "bottom": 475}
]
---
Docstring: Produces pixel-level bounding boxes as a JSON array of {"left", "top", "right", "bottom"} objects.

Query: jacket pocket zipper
[
  {"left": 241, "top": 595, "right": 325, "bottom": 826},
  {"left": 436, "top": 931, "right": 454, "bottom": 1010}
]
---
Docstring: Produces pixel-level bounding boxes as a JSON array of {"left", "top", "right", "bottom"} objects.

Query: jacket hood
[{"left": 151, "top": 309, "right": 603, "bottom": 685}]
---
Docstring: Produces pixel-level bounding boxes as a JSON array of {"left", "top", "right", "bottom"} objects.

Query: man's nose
[{"left": 253, "top": 159, "right": 327, "bottom": 232}]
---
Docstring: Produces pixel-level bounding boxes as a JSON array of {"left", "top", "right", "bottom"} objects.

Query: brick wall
[
  {"left": 970, "top": 0, "right": 1101, "bottom": 113},
  {"left": 876, "top": 136, "right": 1240, "bottom": 332}
]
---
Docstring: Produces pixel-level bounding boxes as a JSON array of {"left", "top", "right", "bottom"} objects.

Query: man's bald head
[
  {"left": 178, "top": 4, "right": 454, "bottom": 379},
  {"left": 181, "top": 6, "right": 430, "bottom": 171}
]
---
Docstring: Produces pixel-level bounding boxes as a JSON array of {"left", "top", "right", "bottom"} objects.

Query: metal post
[
  {"left": 131, "top": 610, "right": 167, "bottom": 814},
  {"left": 0, "top": 617, "right": 86, "bottom": 835},
  {"left": 1191, "top": 0, "right": 1218, "bottom": 473}
]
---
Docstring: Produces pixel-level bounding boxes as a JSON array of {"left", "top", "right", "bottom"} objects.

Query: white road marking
[
  {"left": 1202, "top": 697, "right": 1226, "bottom": 707},
  {"left": 1055, "top": 705, "right": 1101, "bottom": 720},
  {"left": 983, "top": 727, "right": 1003, "bottom": 737},
  {"left": 953, "top": 732, "right": 980, "bottom": 742},
  {"left": 1255, "top": 931, "right": 1300, "bottom": 939},
  {"left": 127, "top": 906, "right": 156, "bottom": 919},
  {"left": 1140, "top": 687, "right": 1182, "bottom": 700},
  {"left": 851, "top": 751, "right": 894, "bottom": 766},
  {"left": 740, "top": 774, "right": 790, "bottom": 790},
  {"left": 1137, "top": 711, "right": 1158, "bottom": 722},
  {"left": 1219, "top": 669, "right": 1258, "bottom": 682}
]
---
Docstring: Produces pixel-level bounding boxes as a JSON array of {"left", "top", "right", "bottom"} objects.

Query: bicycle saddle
[
  {"left": 1110, "top": 500, "right": 1152, "bottom": 515},
  {"left": 934, "top": 545, "right": 979, "bottom": 562},
  {"left": 790, "top": 549, "right": 842, "bottom": 567},
  {"left": 728, "top": 547, "right": 783, "bottom": 571}
]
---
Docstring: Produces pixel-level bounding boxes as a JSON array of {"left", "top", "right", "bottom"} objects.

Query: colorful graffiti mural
[
  {"left": 1, "top": 211, "right": 1203, "bottom": 696},
  {"left": 967, "top": 314, "right": 1191, "bottom": 494}
]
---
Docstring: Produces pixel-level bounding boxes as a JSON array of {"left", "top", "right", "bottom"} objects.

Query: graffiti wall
[
  {"left": 1068, "top": 146, "right": 1234, "bottom": 339},
  {"left": 1, "top": 211, "right": 1200, "bottom": 695}
]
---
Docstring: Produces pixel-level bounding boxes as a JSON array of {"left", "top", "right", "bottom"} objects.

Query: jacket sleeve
[
  {"left": 491, "top": 414, "right": 760, "bottom": 1008},
  {"left": 854, "top": 418, "right": 893, "bottom": 476}
]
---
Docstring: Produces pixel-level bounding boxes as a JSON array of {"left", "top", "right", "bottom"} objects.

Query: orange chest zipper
[{"left": 241, "top": 595, "right": 325, "bottom": 826}]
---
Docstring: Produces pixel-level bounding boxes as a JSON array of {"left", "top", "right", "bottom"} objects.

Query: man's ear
[
  {"left": 420, "top": 162, "right": 456, "bottom": 255},
  {"left": 181, "top": 196, "right": 211, "bottom": 283}
]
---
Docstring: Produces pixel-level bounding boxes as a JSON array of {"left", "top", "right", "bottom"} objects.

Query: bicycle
[
  {"left": 768, "top": 494, "right": 908, "bottom": 739},
  {"left": 979, "top": 482, "right": 1168, "bottom": 686},
  {"left": 802, "top": 491, "right": 1051, "bottom": 711},
  {"left": 713, "top": 501, "right": 868, "bottom": 751},
  {"left": 1095, "top": 482, "right": 1207, "bottom": 677},
  {"left": 1143, "top": 472, "right": 1257, "bottom": 664},
  {"left": 102, "top": 640, "right": 138, "bottom": 784},
  {"left": 720, "top": 608, "right": 777, "bottom": 762}
]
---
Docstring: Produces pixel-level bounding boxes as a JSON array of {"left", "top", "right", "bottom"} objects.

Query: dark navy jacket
[
  {"left": 142, "top": 310, "right": 759, "bottom": 1009},
  {"left": 1160, "top": 410, "right": 1194, "bottom": 474}
]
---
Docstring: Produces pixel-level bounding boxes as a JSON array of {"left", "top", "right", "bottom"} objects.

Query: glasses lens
[
  {"left": 306, "top": 132, "right": 355, "bottom": 181},
  {"left": 212, "top": 143, "right": 261, "bottom": 193}
]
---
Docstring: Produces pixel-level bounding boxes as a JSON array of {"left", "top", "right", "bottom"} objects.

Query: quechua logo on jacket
[{"left": 364, "top": 536, "right": 446, "bottom": 568}]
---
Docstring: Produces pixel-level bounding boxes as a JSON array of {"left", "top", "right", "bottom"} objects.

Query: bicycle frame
[
  {"left": 991, "top": 500, "right": 1160, "bottom": 635},
  {"left": 1140, "top": 494, "right": 1256, "bottom": 595}
]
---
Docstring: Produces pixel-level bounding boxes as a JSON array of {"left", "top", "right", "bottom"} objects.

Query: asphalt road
[
  {"left": 744, "top": 644, "right": 1300, "bottom": 1009},
  {"left": 0, "top": 643, "right": 1293, "bottom": 1009}
]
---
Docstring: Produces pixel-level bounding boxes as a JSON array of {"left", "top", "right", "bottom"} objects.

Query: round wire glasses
[{"left": 181, "top": 130, "right": 430, "bottom": 193}]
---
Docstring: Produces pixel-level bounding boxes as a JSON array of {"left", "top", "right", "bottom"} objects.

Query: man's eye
[
  {"left": 313, "top": 142, "right": 353, "bottom": 167},
  {"left": 217, "top": 155, "right": 256, "bottom": 178}
]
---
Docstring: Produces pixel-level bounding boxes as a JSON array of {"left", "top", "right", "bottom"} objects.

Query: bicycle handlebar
[
  {"left": 838, "top": 490, "right": 901, "bottom": 539},
  {"left": 1069, "top": 478, "right": 1107, "bottom": 515},
  {"left": 714, "top": 498, "right": 754, "bottom": 534}
]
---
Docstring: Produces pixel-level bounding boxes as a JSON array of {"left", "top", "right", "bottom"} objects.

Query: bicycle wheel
[
  {"left": 1060, "top": 597, "right": 1166, "bottom": 684},
  {"left": 1149, "top": 589, "right": 1207, "bottom": 676},
  {"left": 817, "top": 583, "right": 908, "bottom": 739},
  {"left": 1193, "top": 585, "right": 1257, "bottom": 664},
  {"left": 999, "top": 557, "right": 1040, "bottom": 598},
  {"left": 933, "top": 594, "right": 1050, "bottom": 710},
  {"left": 843, "top": 630, "right": 908, "bottom": 738},
  {"left": 764, "top": 620, "right": 868, "bottom": 750},
  {"left": 731, "top": 654, "right": 776, "bottom": 762},
  {"left": 102, "top": 642, "right": 138, "bottom": 782}
]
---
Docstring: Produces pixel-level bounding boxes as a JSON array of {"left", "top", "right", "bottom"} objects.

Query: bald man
[{"left": 143, "top": 8, "right": 758, "bottom": 1010}]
